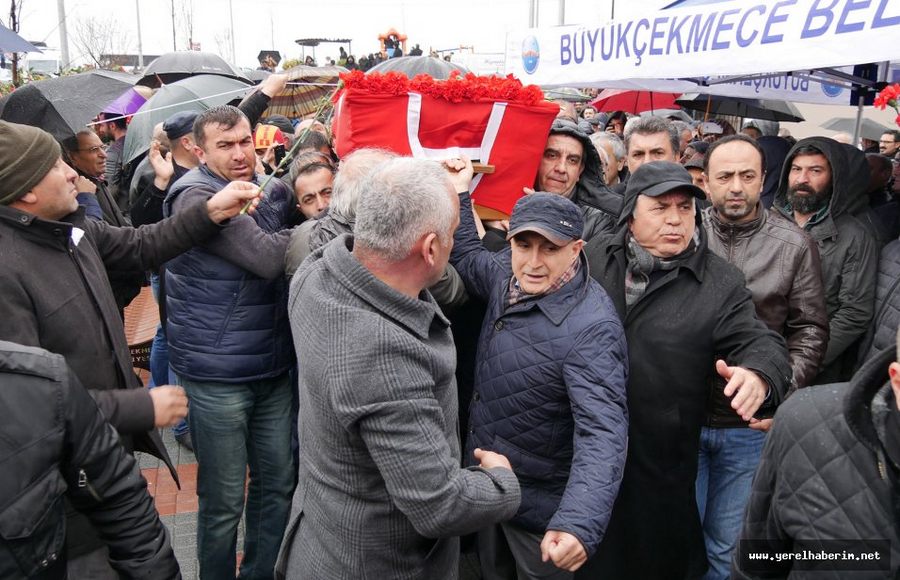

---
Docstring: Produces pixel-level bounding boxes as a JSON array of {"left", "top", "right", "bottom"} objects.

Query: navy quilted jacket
[
  {"left": 450, "top": 192, "right": 629, "bottom": 556},
  {"left": 163, "top": 166, "right": 295, "bottom": 382}
]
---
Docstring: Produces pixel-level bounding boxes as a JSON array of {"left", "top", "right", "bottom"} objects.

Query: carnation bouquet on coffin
[{"left": 332, "top": 70, "right": 559, "bottom": 216}]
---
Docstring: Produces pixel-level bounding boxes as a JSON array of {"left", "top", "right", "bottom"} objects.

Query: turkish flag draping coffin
[{"left": 333, "top": 91, "right": 559, "bottom": 215}]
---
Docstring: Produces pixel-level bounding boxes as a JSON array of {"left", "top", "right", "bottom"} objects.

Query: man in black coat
[
  {"left": 772, "top": 136, "right": 878, "bottom": 383},
  {"left": 734, "top": 335, "right": 900, "bottom": 578},
  {"left": 0, "top": 120, "right": 261, "bottom": 577},
  {"left": 578, "top": 161, "right": 792, "bottom": 579},
  {"left": 0, "top": 341, "right": 180, "bottom": 580}
]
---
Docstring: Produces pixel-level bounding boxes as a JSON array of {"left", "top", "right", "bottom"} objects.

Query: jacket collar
[
  {"left": 504, "top": 252, "right": 591, "bottom": 326},
  {"left": 0, "top": 205, "right": 85, "bottom": 244},
  {"left": 705, "top": 205, "right": 767, "bottom": 239},
  {"left": 323, "top": 234, "right": 450, "bottom": 340}
]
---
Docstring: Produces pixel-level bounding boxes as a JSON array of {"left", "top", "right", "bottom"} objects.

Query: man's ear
[
  {"left": 421, "top": 232, "right": 439, "bottom": 267},
  {"left": 193, "top": 145, "right": 205, "bottom": 164},
  {"left": 17, "top": 192, "right": 39, "bottom": 205},
  {"left": 888, "top": 362, "right": 900, "bottom": 411}
]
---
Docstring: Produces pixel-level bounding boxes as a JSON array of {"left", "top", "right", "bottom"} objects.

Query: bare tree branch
[{"left": 72, "top": 15, "right": 132, "bottom": 68}]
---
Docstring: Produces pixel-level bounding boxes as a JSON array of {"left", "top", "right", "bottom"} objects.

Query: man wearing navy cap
[
  {"left": 130, "top": 110, "right": 203, "bottom": 452},
  {"left": 130, "top": 111, "right": 200, "bottom": 228},
  {"left": 446, "top": 158, "right": 629, "bottom": 578},
  {"left": 578, "top": 161, "right": 791, "bottom": 579}
]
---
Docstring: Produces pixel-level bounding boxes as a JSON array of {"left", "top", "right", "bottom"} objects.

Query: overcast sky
[{"left": 12, "top": 0, "right": 667, "bottom": 69}]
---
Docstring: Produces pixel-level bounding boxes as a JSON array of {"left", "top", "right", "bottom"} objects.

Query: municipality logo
[
  {"left": 821, "top": 82, "right": 844, "bottom": 98},
  {"left": 522, "top": 36, "right": 540, "bottom": 75}
]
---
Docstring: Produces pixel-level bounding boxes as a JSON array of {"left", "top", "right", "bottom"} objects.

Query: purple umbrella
[{"left": 103, "top": 87, "right": 147, "bottom": 116}]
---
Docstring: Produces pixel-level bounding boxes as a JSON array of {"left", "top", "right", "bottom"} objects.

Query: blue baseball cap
[{"left": 506, "top": 192, "right": 584, "bottom": 245}]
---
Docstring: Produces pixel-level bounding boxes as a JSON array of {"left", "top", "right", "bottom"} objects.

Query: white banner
[{"left": 505, "top": 0, "right": 900, "bottom": 99}]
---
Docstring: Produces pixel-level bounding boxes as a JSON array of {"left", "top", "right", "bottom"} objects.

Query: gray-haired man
[{"left": 278, "top": 157, "right": 521, "bottom": 579}]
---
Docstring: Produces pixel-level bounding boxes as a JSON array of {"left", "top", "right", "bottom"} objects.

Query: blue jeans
[
  {"left": 696, "top": 426, "right": 766, "bottom": 580},
  {"left": 148, "top": 272, "right": 187, "bottom": 436},
  {"left": 180, "top": 374, "right": 295, "bottom": 580}
]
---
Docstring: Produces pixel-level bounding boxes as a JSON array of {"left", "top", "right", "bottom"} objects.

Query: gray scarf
[{"left": 624, "top": 231, "right": 698, "bottom": 312}]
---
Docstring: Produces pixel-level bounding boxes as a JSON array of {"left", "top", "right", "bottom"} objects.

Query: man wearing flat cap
[
  {"left": 447, "top": 158, "right": 629, "bottom": 578},
  {"left": 0, "top": 119, "right": 261, "bottom": 577},
  {"left": 130, "top": 111, "right": 203, "bottom": 452},
  {"left": 577, "top": 161, "right": 791, "bottom": 579},
  {"left": 130, "top": 111, "right": 200, "bottom": 228}
]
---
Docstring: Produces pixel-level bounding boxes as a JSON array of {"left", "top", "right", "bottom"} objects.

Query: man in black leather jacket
[{"left": 0, "top": 341, "right": 180, "bottom": 580}]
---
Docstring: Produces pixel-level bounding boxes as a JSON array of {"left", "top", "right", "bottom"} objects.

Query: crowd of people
[
  {"left": 297, "top": 42, "right": 426, "bottom": 70},
  {"left": 1, "top": 69, "right": 899, "bottom": 580}
]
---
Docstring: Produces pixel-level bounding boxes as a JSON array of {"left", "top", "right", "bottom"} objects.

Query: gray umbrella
[
  {"left": 821, "top": 117, "right": 892, "bottom": 141},
  {"left": 138, "top": 51, "right": 249, "bottom": 88},
  {"left": 368, "top": 56, "right": 469, "bottom": 79},
  {"left": 123, "top": 74, "right": 253, "bottom": 163},
  {"left": 676, "top": 93, "right": 804, "bottom": 122},
  {"left": 543, "top": 87, "right": 591, "bottom": 103},
  {"left": 640, "top": 108, "right": 694, "bottom": 123},
  {"left": 0, "top": 21, "right": 38, "bottom": 53}
]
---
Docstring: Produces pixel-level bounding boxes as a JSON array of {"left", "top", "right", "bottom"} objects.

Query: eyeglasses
[{"left": 77, "top": 145, "right": 106, "bottom": 154}]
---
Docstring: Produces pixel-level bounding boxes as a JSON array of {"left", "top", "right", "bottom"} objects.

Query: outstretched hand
[
  {"left": 206, "top": 181, "right": 263, "bottom": 223},
  {"left": 717, "top": 359, "right": 769, "bottom": 422}
]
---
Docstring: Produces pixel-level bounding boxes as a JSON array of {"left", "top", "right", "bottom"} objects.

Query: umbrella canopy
[
  {"left": 0, "top": 22, "right": 38, "bottom": 53},
  {"left": 263, "top": 64, "right": 346, "bottom": 119},
  {"left": 0, "top": 70, "right": 137, "bottom": 140},
  {"left": 368, "top": 56, "right": 469, "bottom": 79},
  {"left": 137, "top": 51, "right": 248, "bottom": 88},
  {"left": 821, "top": 117, "right": 892, "bottom": 142},
  {"left": 676, "top": 94, "right": 804, "bottom": 122},
  {"left": 103, "top": 87, "right": 148, "bottom": 116},
  {"left": 639, "top": 108, "right": 694, "bottom": 123},
  {"left": 241, "top": 68, "right": 272, "bottom": 84},
  {"left": 590, "top": 89, "right": 681, "bottom": 114},
  {"left": 123, "top": 74, "right": 253, "bottom": 164},
  {"left": 543, "top": 87, "right": 591, "bottom": 103}
]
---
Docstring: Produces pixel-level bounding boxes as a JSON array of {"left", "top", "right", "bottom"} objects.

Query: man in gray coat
[{"left": 278, "top": 157, "right": 521, "bottom": 579}]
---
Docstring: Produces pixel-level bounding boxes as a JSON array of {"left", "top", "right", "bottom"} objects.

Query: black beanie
[{"left": 0, "top": 120, "right": 62, "bottom": 205}]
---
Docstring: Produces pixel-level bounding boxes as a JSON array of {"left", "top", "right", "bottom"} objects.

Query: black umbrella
[
  {"left": 123, "top": 74, "right": 253, "bottom": 164},
  {"left": 0, "top": 70, "right": 137, "bottom": 140},
  {"left": 675, "top": 93, "right": 804, "bottom": 122},
  {"left": 138, "top": 51, "right": 249, "bottom": 88},
  {"left": 368, "top": 56, "right": 469, "bottom": 79}
]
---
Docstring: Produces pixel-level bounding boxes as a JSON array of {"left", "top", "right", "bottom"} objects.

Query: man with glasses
[
  {"left": 880, "top": 130, "right": 900, "bottom": 158},
  {"left": 62, "top": 129, "right": 143, "bottom": 312},
  {"left": 62, "top": 130, "right": 126, "bottom": 227}
]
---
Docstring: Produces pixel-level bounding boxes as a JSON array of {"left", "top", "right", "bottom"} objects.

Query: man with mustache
[
  {"left": 697, "top": 135, "right": 828, "bottom": 579},
  {"left": 578, "top": 161, "right": 791, "bottom": 579},
  {"left": 773, "top": 137, "right": 879, "bottom": 383},
  {"left": 532, "top": 119, "right": 623, "bottom": 242},
  {"left": 162, "top": 105, "right": 297, "bottom": 579}
]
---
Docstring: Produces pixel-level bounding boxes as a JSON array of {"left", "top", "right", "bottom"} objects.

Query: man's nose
[{"left": 665, "top": 207, "right": 683, "bottom": 225}]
